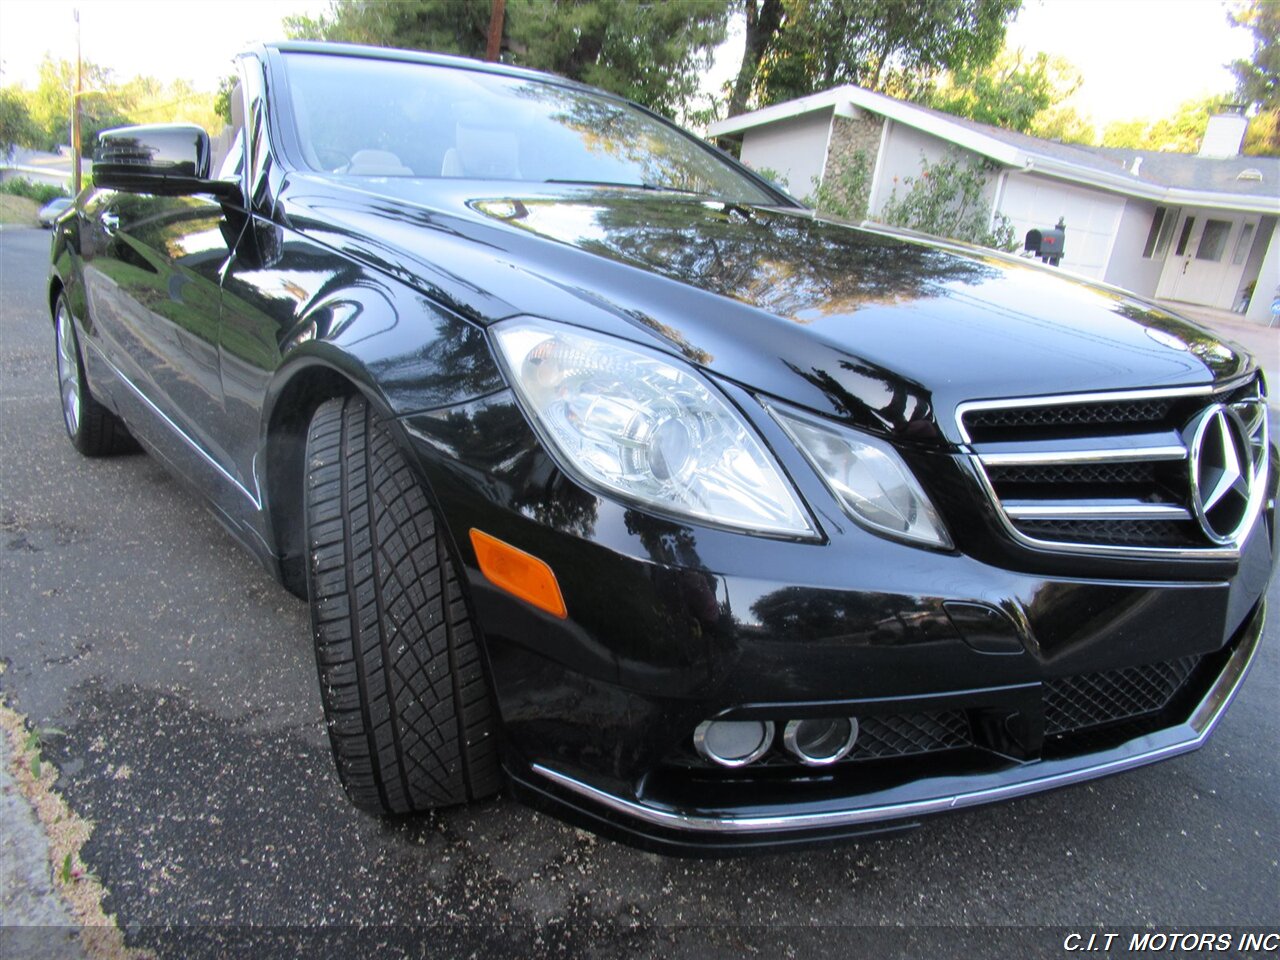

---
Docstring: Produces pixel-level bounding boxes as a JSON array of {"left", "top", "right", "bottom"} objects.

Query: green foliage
[
  {"left": 115, "top": 75, "right": 221, "bottom": 133},
  {"left": 924, "top": 48, "right": 1092, "bottom": 141},
  {"left": 1101, "top": 95, "right": 1224, "bottom": 152},
  {"left": 213, "top": 74, "right": 239, "bottom": 126},
  {"left": 286, "top": 0, "right": 731, "bottom": 115},
  {"left": 285, "top": 0, "right": 491, "bottom": 56},
  {"left": 749, "top": 165, "right": 788, "bottom": 190},
  {"left": 0, "top": 177, "right": 68, "bottom": 204},
  {"left": 754, "top": 0, "right": 1021, "bottom": 107},
  {"left": 1228, "top": 0, "right": 1280, "bottom": 154},
  {"left": 1229, "top": 0, "right": 1279, "bottom": 111},
  {"left": 2, "top": 57, "right": 222, "bottom": 157},
  {"left": 878, "top": 151, "right": 1015, "bottom": 250},
  {"left": 808, "top": 150, "right": 870, "bottom": 219},
  {"left": 0, "top": 87, "right": 40, "bottom": 149},
  {"left": 25, "top": 57, "right": 132, "bottom": 156},
  {"left": 1029, "top": 104, "right": 1097, "bottom": 145},
  {"left": 1244, "top": 107, "right": 1280, "bottom": 155}
]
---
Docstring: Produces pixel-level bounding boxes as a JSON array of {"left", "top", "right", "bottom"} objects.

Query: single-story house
[{"left": 709, "top": 88, "right": 1280, "bottom": 326}]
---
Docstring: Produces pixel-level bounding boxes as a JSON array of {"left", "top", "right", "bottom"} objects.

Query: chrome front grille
[{"left": 958, "top": 377, "right": 1270, "bottom": 559}]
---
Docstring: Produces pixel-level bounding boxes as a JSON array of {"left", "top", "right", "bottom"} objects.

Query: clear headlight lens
[
  {"left": 771, "top": 406, "right": 952, "bottom": 549},
  {"left": 490, "top": 318, "right": 813, "bottom": 537}
]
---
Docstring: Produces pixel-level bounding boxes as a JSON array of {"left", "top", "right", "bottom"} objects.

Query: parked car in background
[
  {"left": 37, "top": 196, "right": 72, "bottom": 228},
  {"left": 47, "top": 42, "right": 1276, "bottom": 855}
]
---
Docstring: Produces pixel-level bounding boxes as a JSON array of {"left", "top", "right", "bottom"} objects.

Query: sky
[
  {"left": 0, "top": 0, "right": 328, "bottom": 89},
  {"left": 0, "top": 0, "right": 1257, "bottom": 128}
]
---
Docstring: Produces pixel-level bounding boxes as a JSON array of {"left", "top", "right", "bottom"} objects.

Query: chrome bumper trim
[{"left": 532, "top": 602, "right": 1264, "bottom": 835}]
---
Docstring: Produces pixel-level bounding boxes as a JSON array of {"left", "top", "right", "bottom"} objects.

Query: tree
[
  {"left": 728, "top": 0, "right": 785, "bottom": 116},
  {"left": 1229, "top": 0, "right": 1279, "bottom": 110},
  {"left": 1028, "top": 104, "right": 1096, "bottom": 145},
  {"left": 750, "top": 0, "right": 1022, "bottom": 107},
  {"left": 22, "top": 57, "right": 133, "bottom": 155},
  {"left": 1228, "top": 0, "right": 1280, "bottom": 155},
  {"left": 0, "top": 88, "right": 39, "bottom": 151},
  {"left": 285, "top": 0, "right": 731, "bottom": 115},
  {"left": 509, "top": 0, "right": 730, "bottom": 114},
  {"left": 1244, "top": 108, "right": 1279, "bottom": 155},
  {"left": 924, "top": 48, "right": 1082, "bottom": 135},
  {"left": 3, "top": 58, "right": 224, "bottom": 157},
  {"left": 1101, "top": 95, "right": 1224, "bottom": 152},
  {"left": 285, "top": 0, "right": 491, "bottom": 58}
]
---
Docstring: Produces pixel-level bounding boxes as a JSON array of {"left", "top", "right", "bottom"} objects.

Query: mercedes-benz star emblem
[{"left": 1187, "top": 404, "right": 1253, "bottom": 544}]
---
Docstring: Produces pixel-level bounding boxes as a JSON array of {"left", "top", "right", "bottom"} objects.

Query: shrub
[
  {"left": 0, "top": 177, "right": 69, "bottom": 204},
  {"left": 878, "top": 152, "right": 1016, "bottom": 250}
]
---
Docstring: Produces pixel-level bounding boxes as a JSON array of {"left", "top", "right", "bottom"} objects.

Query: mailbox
[{"left": 1024, "top": 227, "right": 1065, "bottom": 265}]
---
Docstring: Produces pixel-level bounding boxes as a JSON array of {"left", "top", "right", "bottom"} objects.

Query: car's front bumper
[
  {"left": 399, "top": 394, "right": 1277, "bottom": 855},
  {"left": 510, "top": 601, "right": 1263, "bottom": 855}
]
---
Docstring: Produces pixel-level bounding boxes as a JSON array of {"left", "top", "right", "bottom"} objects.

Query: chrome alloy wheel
[{"left": 55, "top": 303, "right": 81, "bottom": 436}]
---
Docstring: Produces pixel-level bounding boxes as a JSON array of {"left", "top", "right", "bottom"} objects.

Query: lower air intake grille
[
  {"left": 846, "top": 711, "right": 972, "bottom": 761},
  {"left": 1015, "top": 518, "right": 1202, "bottom": 547},
  {"left": 1043, "top": 656, "right": 1201, "bottom": 735}
]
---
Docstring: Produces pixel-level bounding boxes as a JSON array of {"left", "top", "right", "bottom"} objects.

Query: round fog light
[
  {"left": 783, "top": 717, "right": 859, "bottom": 766},
  {"left": 693, "top": 719, "right": 775, "bottom": 767}
]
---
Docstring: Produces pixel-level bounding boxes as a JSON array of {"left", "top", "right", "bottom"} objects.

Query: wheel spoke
[{"left": 55, "top": 308, "right": 82, "bottom": 434}]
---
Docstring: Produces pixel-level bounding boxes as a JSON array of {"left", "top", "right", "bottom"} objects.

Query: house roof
[{"left": 708, "top": 87, "right": 1280, "bottom": 215}]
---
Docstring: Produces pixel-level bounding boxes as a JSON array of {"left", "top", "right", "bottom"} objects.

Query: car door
[{"left": 79, "top": 180, "right": 246, "bottom": 478}]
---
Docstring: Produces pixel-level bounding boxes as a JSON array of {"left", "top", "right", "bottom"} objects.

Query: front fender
[{"left": 262, "top": 278, "right": 506, "bottom": 434}]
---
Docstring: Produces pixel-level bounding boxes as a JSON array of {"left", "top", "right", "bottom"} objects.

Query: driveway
[{"left": 1, "top": 226, "right": 1277, "bottom": 958}]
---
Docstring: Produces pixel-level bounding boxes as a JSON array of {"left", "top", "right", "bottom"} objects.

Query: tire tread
[{"left": 304, "top": 395, "right": 501, "bottom": 814}]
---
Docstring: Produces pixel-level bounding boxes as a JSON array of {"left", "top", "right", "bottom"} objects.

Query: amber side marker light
[{"left": 469, "top": 529, "right": 568, "bottom": 619}]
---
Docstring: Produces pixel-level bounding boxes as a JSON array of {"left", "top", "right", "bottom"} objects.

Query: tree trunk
[
  {"left": 485, "top": 0, "right": 506, "bottom": 61},
  {"left": 728, "top": 0, "right": 784, "bottom": 117}
]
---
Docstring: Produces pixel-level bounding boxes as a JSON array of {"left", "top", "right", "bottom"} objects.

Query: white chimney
[{"left": 1200, "top": 105, "right": 1248, "bottom": 158}]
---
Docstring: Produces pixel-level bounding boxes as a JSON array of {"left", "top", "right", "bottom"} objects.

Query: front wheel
[
  {"left": 54, "top": 295, "right": 136, "bottom": 457},
  {"left": 303, "top": 395, "right": 502, "bottom": 814}
]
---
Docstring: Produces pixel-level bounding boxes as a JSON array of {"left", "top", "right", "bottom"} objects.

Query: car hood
[{"left": 280, "top": 177, "right": 1253, "bottom": 444}]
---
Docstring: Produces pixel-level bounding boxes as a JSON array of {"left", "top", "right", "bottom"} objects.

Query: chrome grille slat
[
  {"left": 957, "top": 377, "right": 1269, "bottom": 560},
  {"left": 1003, "top": 501, "right": 1191, "bottom": 521},
  {"left": 977, "top": 443, "right": 1186, "bottom": 466}
]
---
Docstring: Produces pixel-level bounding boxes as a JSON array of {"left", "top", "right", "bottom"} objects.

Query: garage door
[{"left": 999, "top": 174, "right": 1124, "bottom": 280}]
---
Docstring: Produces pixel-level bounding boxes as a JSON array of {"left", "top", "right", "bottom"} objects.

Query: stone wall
[{"left": 819, "top": 112, "right": 884, "bottom": 218}]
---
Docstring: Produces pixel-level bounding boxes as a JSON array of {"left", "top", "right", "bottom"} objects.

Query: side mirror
[{"left": 95, "top": 123, "right": 239, "bottom": 200}]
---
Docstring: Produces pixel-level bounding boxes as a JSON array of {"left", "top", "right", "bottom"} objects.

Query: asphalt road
[{"left": 1, "top": 225, "right": 1277, "bottom": 958}]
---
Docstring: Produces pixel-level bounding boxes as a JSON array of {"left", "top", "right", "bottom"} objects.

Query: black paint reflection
[{"left": 497, "top": 198, "right": 999, "bottom": 319}]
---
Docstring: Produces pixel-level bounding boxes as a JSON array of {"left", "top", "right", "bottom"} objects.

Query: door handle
[{"left": 101, "top": 211, "right": 120, "bottom": 235}]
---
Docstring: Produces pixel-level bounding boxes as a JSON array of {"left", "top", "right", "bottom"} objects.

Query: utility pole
[
  {"left": 485, "top": 0, "right": 505, "bottom": 62},
  {"left": 72, "top": 8, "right": 82, "bottom": 195}
]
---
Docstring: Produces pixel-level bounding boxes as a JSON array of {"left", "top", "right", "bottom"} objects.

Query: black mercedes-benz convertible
[{"left": 48, "top": 41, "right": 1274, "bottom": 854}]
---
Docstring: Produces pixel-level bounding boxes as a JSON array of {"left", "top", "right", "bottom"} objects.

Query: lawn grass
[{"left": 0, "top": 195, "right": 39, "bottom": 226}]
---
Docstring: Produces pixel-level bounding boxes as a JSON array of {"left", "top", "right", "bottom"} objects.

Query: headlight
[
  {"left": 770, "top": 406, "right": 952, "bottom": 549},
  {"left": 490, "top": 318, "right": 814, "bottom": 537}
]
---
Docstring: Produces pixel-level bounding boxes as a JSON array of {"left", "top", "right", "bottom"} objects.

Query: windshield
[{"left": 280, "top": 53, "right": 774, "bottom": 203}]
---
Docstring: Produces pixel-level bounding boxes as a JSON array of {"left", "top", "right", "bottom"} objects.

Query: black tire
[
  {"left": 53, "top": 294, "right": 137, "bottom": 457},
  {"left": 303, "top": 394, "right": 502, "bottom": 814}
]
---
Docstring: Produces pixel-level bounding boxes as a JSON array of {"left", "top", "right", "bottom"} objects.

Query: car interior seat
[
  {"left": 440, "top": 123, "right": 521, "bottom": 179},
  {"left": 345, "top": 149, "right": 416, "bottom": 177}
]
